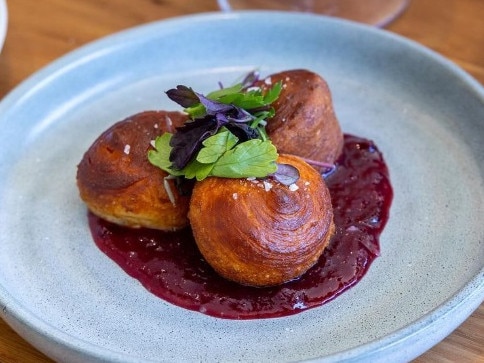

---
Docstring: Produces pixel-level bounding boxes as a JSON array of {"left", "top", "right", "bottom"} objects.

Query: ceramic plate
[
  {"left": 0, "top": 12, "right": 483, "bottom": 363},
  {"left": 0, "top": 0, "right": 7, "bottom": 51}
]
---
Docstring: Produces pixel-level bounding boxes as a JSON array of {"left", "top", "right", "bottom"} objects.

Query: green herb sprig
[{"left": 148, "top": 71, "right": 299, "bottom": 185}]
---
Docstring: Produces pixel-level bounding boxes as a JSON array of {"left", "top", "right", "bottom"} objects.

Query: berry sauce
[{"left": 88, "top": 134, "right": 393, "bottom": 319}]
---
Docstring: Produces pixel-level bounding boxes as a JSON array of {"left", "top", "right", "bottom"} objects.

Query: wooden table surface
[{"left": 0, "top": 0, "right": 482, "bottom": 362}]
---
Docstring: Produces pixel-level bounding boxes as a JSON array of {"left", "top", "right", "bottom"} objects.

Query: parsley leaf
[
  {"left": 196, "top": 129, "right": 239, "bottom": 164},
  {"left": 183, "top": 159, "right": 214, "bottom": 181},
  {"left": 149, "top": 132, "right": 278, "bottom": 180},
  {"left": 147, "top": 133, "right": 183, "bottom": 177},
  {"left": 211, "top": 139, "right": 278, "bottom": 178}
]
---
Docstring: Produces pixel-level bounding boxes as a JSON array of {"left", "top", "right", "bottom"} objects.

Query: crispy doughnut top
[
  {"left": 188, "top": 154, "right": 335, "bottom": 286},
  {"left": 260, "top": 69, "right": 344, "bottom": 166},
  {"left": 76, "top": 110, "right": 191, "bottom": 230},
  {"left": 77, "top": 110, "right": 187, "bottom": 194}
]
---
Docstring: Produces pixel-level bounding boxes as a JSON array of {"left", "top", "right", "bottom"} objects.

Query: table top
[{"left": 0, "top": 1, "right": 482, "bottom": 362}]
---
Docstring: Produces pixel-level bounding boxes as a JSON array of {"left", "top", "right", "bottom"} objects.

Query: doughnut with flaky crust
[
  {"left": 260, "top": 69, "right": 344, "bottom": 169},
  {"left": 188, "top": 154, "right": 335, "bottom": 287},
  {"left": 76, "top": 110, "right": 191, "bottom": 231}
]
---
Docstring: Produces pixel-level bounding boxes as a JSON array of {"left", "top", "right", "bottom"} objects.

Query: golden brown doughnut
[
  {"left": 77, "top": 110, "right": 191, "bottom": 231},
  {"left": 188, "top": 154, "right": 335, "bottom": 287},
  {"left": 260, "top": 69, "right": 344, "bottom": 169}
]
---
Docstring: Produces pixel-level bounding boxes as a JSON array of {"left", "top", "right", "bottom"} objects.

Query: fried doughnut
[
  {"left": 77, "top": 110, "right": 191, "bottom": 231},
  {"left": 188, "top": 154, "right": 335, "bottom": 287},
  {"left": 260, "top": 69, "right": 344, "bottom": 169}
]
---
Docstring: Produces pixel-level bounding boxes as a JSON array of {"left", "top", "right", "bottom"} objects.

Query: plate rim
[{"left": 0, "top": 11, "right": 483, "bottom": 363}]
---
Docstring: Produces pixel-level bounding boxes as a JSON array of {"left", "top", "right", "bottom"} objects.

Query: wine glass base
[{"left": 218, "top": 0, "right": 410, "bottom": 27}]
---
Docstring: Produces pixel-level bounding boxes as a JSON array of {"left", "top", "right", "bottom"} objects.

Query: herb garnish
[{"left": 148, "top": 71, "right": 300, "bottom": 185}]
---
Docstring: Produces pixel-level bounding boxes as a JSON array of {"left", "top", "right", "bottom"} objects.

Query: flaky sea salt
[
  {"left": 263, "top": 181, "right": 273, "bottom": 192},
  {"left": 123, "top": 144, "right": 131, "bottom": 155},
  {"left": 232, "top": 193, "right": 238, "bottom": 200},
  {"left": 289, "top": 183, "right": 299, "bottom": 191},
  {"left": 165, "top": 116, "right": 173, "bottom": 132}
]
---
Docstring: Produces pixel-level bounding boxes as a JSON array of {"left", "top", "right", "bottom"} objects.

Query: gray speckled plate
[{"left": 0, "top": 12, "right": 483, "bottom": 363}]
